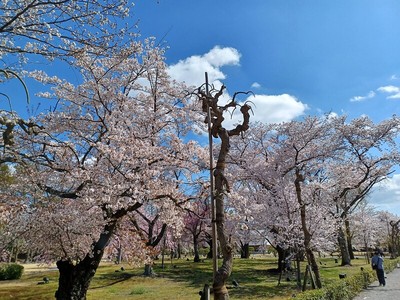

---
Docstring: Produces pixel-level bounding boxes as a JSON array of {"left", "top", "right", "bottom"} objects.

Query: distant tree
[
  {"left": 183, "top": 198, "right": 209, "bottom": 262},
  {"left": 349, "top": 202, "right": 382, "bottom": 263},
  {"left": 229, "top": 116, "right": 344, "bottom": 289},
  {"left": 327, "top": 116, "right": 400, "bottom": 265},
  {"left": 128, "top": 202, "right": 184, "bottom": 275}
]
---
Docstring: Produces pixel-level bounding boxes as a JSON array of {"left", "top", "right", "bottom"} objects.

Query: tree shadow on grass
[
  {"left": 90, "top": 271, "right": 134, "bottom": 289},
  {"left": 151, "top": 260, "right": 300, "bottom": 299}
]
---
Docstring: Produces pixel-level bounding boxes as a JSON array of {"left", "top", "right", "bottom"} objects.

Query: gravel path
[{"left": 353, "top": 266, "right": 400, "bottom": 299}]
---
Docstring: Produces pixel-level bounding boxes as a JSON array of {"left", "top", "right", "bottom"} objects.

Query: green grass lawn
[{"left": 0, "top": 254, "right": 373, "bottom": 300}]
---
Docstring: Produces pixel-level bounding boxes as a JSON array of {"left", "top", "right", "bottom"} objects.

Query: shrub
[
  {"left": 293, "top": 258, "right": 400, "bottom": 300},
  {"left": 0, "top": 263, "right": 24, "bottom": 280}
]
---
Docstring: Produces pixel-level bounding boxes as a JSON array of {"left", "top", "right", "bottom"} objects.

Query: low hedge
[
  {"left": 293, "top": 258, "right": 400, "bottom": 300},
  {"left": 0, "top": 263, "right": 24, "bottom": 280}
]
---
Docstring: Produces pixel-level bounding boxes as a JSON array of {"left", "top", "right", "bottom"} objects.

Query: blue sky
[
  {"left": 133, "top": 0, "right": 400, "bottom": 215},
  {"left": 2, "top": 1, "right": 400, "bottom": 215},
  {"left": 134, "top": 0, "right": 400, "bottom": 124}
]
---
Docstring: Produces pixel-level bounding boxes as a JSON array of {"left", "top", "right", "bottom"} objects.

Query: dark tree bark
[
  {"left": 55, "top": 203, "right": 141, "bottom": 300},
  {"left": 205, "top": 233, "right": 213, "bottom": 259},
  {"left": 240, "top": 242, "right": 250, "bottom": 259},
  {"left": 276, "top": 245, "right": 286, "bottom": 272},
  {"left": 55, "top": 221, "right": 116, "bottom": 300},
  {"left": 177, "top": 243, "right": 182, "bottom": 259}
]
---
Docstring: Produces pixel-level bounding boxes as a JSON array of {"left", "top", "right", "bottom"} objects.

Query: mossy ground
[{"left": 0, "top": 254, "right": 372, "bottom": 300}]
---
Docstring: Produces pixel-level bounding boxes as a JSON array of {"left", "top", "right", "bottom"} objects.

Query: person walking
[{"left": 371, "top": 250, "right": 386, "bottom": 286}]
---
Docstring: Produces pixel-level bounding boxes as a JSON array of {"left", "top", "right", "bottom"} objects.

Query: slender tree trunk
[
  {"left": 177, "top": 243, "right": 182, "bottom": 259},
  {"left": 207, "top": 240, "right": 213, "bottom": 259},
  {"left": 8, "top": 245, "right": 13, "bottom": 263},
  {"left": 305, "top": 249, "right": 321, "bottom": 288},
  {"left": 116, "top": 244, "right": 123, "bottom": 264}
]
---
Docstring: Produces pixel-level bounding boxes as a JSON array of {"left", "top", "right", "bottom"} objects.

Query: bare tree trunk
[{"left": 205, "top": 233, "right": 213, "bottom": 259}]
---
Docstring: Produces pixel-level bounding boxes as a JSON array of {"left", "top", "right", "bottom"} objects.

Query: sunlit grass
[{"left": 0, "top": 254, "right": 373, "bottom": 300}]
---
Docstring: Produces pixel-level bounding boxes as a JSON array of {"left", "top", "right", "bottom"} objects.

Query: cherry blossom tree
[
  {"left": 1, "top": 0, "right": 138, "bottom": 167},
  {"left": 183, "top": 197, "right": 209, "bottom": 262},
  {"left": 127, "top": 201, "right": 185, "bottom": 275},
  {"left": 326, "top": 116, "right": 400, "bottom": 265},
  {"left": 229, "top": 116, "right": 345, "bottom": 289},
  {"left": 349, "top": 202, "right": 383, "bottom": 263},
  {"left": 0, "top": 0, "right": 134, "bottom": 66},
  {"left": 2, "top": 40, "right": 206, "bottom": 299}
]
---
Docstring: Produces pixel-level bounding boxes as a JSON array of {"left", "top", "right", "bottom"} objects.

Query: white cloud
[
  {"left": 350, "top": 91, "right": 375, "bottom": 102},
  {"left": 369, "top": 175, "right": 400, "bottom": 216},
  {"left": 251, "top": 82, "right": 261, "bottom": 89},
  {"left": 203, "top": 46, "right": 241, "bottom": 67},
  {"left": 390, "top": 74, "right": 400, "bottom": 80},
  {"left": 167, "top": 46, "right": 307, "bottom": 127},
  {"left": 377, "top": 85, "right": 400, "bottom": 99},
  {"left": 167, "top": 46, "right": 241, "bottom": 88},
  {"left": 223, "top": 93, "right": 308, "bottom": 128}
]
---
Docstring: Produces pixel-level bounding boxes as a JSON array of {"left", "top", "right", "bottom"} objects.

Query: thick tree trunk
[
  {"left": 338, "top": 226, "right": 351, "bottom": 266},
  {"left": 55, "top": 257, "right": 99, "bottom": 300},
  {"left": 55, "top": 216, "right": 119, "bottom": 300}
]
